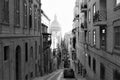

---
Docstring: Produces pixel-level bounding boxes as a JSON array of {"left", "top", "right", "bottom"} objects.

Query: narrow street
[
  {"left": 47, "top": 70, "right": 62, "bottom": 80},
  {"left": 33, "top": 69, "right": 62, "bottom": 80},
  {"left": 34, "top": 69, "right": 86, "bottom": 80},
  {"left": 0, "top": 0, "right": 120, "bottom": 80}
]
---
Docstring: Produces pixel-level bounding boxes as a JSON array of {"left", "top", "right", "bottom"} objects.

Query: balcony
[
  {"left": 81, "top": 21, "right": 87, "bottom": 30},
  {"left": 42, "top": 33, "right": 51, "bottom": 50},
  {"left": 81, "top": 2, "right": 87, "bottom": 12},
  {"left": 73, "top": 14, "right": 79, "bottom": 22},
  {"left": 93, "top": 10, "right": 107, "bottom": 26}
]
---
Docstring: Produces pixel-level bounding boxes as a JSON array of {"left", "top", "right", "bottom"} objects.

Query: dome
[{"left": 50, "top": 15, "right": 61, "bottom": 32}]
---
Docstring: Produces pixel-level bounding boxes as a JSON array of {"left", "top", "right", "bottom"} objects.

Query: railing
[
  {"left": 81, "top": 23, "right": 84, "bottom": 29},
  {"left": 81, "top": 2, "right": 87, "bottom": 9},
  {"left": 76, "top": 14, "right": 79, "bottom": 20},
  {"left": 42, "top": 33, "right": 51, "bottom": 50},
  {"left": 43, "top": 39, "right": 51, "bottom": 50},
  {"left": 93, "top": 10, "right": 107, "bottom": 23},
  {"left": 73, "top": 15, "right": 79, "bottom": 21},
  {"left": 81, "top": 21, "right": 87, "bottom": 29}
]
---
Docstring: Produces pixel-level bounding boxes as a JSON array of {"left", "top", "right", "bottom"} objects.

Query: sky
[{"left": 41, "top": 0, "right": 75, "bottom": 36}]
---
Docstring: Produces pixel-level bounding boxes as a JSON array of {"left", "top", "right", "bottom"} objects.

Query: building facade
[
  {"left": 64, "top": 32, "right": 75, "bottom": 70},
  {"left": 41, "top": 10, "right": 52, "bottom": 75},
  {"left": 0, "top": 0, "right": 42, "bottom": 80},
  {"left": 74, "top": 0, "right": 120, "bottom": 80}
]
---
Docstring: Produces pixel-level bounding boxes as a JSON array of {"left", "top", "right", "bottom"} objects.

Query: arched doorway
[{"left": 16, "top": 46, "right": 21, "bottom": 80}]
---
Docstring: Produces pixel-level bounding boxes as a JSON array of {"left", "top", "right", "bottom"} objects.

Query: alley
[
  {"left": 0, "top": 0, "right": 120, "bottom": 80},
  {"left": 34, "top": 69, "right": 87, "bottom": 80},
  {"left": 33, "top": 69, "right": 62, "bottom": 80}
]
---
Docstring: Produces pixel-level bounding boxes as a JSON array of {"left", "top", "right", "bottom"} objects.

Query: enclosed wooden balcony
[
  {"left": 81, "top": 21, "right": 87, "bottom": 30},
  {"left": 81, "top": 2, "right": 87, "bottom": 12},
  {"left": 93, "top": 10, "right": 107, "bottom": 26},
  {"left": 73, "top": 14, "right": 79, "bottom": 22},
  {"left": 42, "top": 33, "right": 51, "bottom": 50}
]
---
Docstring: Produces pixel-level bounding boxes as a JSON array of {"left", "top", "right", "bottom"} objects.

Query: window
[
  {"left": 100, "top": 63, "right": 105, "bottom": 80},
  {"left": 114, "top": 26, "right": 120, "bottom": 49},
  {"left": 34, "top": 5, "right": 37, "bottom": 30},
  {"left": 93, "top": 3, "right": 96, "bottom": 22},
  {"left": 4, "top": 46, "right": 9, "bottom": 61},
  {"left": 25, "top": 43, "right": 28, "bottom": 62},
  {"left": 14, "top": 0, "right": 20, "bottom": 26},
  {"left": 113, "top": 69, "right": 120, "bottom": 80},
  {"left": 30, "top": 47, "right": 33, "bottom": 58},
  {"left": 116, "top": 0, "right": 120, "bottom": 5},
  {"left": 100, "top": 27, "right": 106, "bottom": 49},
  {"left": 38, "top": 9, "right": 40, "bottom": 32},
  {"left": 39, "top": 45, "right": 40, "bottom": 54},
  {"left": 93, "top": 58, "right": 96, "bottom": 73},
  {"left": 30, "top": 72, "right": 33, "bottom": 78},
  {"left": 88, "top": 10, "right": 91, "bottom": 22},
  {"left": 88, "top": 31, "right": 90, "bottom": 44},
  {"left": 73, "top": 37, "right": 76, "bottom": 49},
  {"left": 93, "top": 30, "right": 96, "bottom": 46},
  {"left": 35, "top": 64, "right": 37, "bottom": 76},
  {"left": 88, "top": 55, "right": 91, "bottom": 67},
  {"left": 35, "top": 41, "right": 37, "bottom": 59},
  {"left": 3, "top": 0, "right": 9, "bottom": 23},
  {"left": 85, "top": 31, "right": 87, "bottom": 42},
  {"left": 23, "top": 0, "right": 27, "bottom": 28},
  {"left": 93, "top": 3, "right": 96, "bottom": 15},
  {"left": 29, "top": 1, "right": 32, "bottom": 28},
  {"left": 25, "top": 74, "right": 28, "bottom": 80}
]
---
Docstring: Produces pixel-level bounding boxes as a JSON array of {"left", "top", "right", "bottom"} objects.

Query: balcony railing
[
  {"left": 81, "top": 2, "right": 87, "bottom": 12},
  {"left": 81, "top": 21, "right": 87, "bottom": 30},
  {"left": 42, "top": 33, "right": 51, "bottom": 50},
  {"left": 73, "top": 14, "right": 79, "bottom": 21},
  {"left": 93, "top": 10, "right": 107, "bottom": 23}
]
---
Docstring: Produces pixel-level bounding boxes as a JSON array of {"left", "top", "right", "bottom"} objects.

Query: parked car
[{"left": 62, "top": 68, "right": 77, "bottom": 80}]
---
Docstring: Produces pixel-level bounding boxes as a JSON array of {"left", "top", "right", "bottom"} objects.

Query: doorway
[{"left": 16, "top": 46, "right": 21, "bottom": 80}]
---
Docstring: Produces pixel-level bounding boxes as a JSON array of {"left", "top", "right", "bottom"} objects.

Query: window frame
[
  {"left": 29, "top": 1, "right": 32, "bottom": 29},
  {"left": 116, "top": 0, "right": 120, "bottom": 5},
  {"left": 113, "top": 69, "right": 120, "bottom": 80},
  {"left": 34, "top": 5, "right": 37, "bottom": 30},
  {"left": 3, "top": 0, "right": 9, "bottom": 24},
  {"left": 88, "top": 55, "right": 91, "bottom": 68},
  {"left": 114, "top": 0, "right": 120, "bottom": 11},
  {"left": 93, "top": 3, "right": 96, "bottom": 15},
  {"left": 88, "top": 31, "right": 90, "bottom": 44},
  {"left": 14, "top": 0, "right": 20, "bottom": 26},
  {"left": 25, "top": 43, "right": 28, "bottom": 62},
  {"left": 100, "top": 63, "right": 105, "bottom": 80},
  {"left": 93, "top": 30, "right": 96, "bottom": 46},
  {"left": 93, "top": 58, "right": 96, "bottom": 73},
  {"left": 114, "top": 26, "right": 120, "bottom": 50},
  {"left": 88, "top": 9, "right": 91, "bottom": 23},
  {"left": 23, "top": 0, "right": 27, "bottom": 28},
  {"left": 4, "top": 46, "right": 9, "bottom": 61},
  {"left": 100, "top": 27, "right": 107, "bottom": 50},
  {"left": 30, "top": 46, "right": 33, "bottom": 58}
]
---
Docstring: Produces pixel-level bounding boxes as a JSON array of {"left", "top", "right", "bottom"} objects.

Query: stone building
[
  {"left": 0, "top": 0, "right": 42, "bottom": 80},
  {"left": 73, "top": 0, "right": 120, "bottom": 80},
  {"left": 72, "top": 0, "right": 81, "bottom": 74},
  {"left": 41, "top": 9, "right": 52, "bottom": 75},
  {"left": 64, "top": 32, "right": 74, "bottom": 69}
]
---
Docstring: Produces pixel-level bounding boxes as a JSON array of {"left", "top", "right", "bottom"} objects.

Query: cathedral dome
[{"left": 50, "top": 15, "right": 61, "bottom": 32}]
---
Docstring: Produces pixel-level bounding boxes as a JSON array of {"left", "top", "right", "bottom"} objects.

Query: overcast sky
[{"left": 41, "top": 0, "right": 75, "bottom": 36}]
